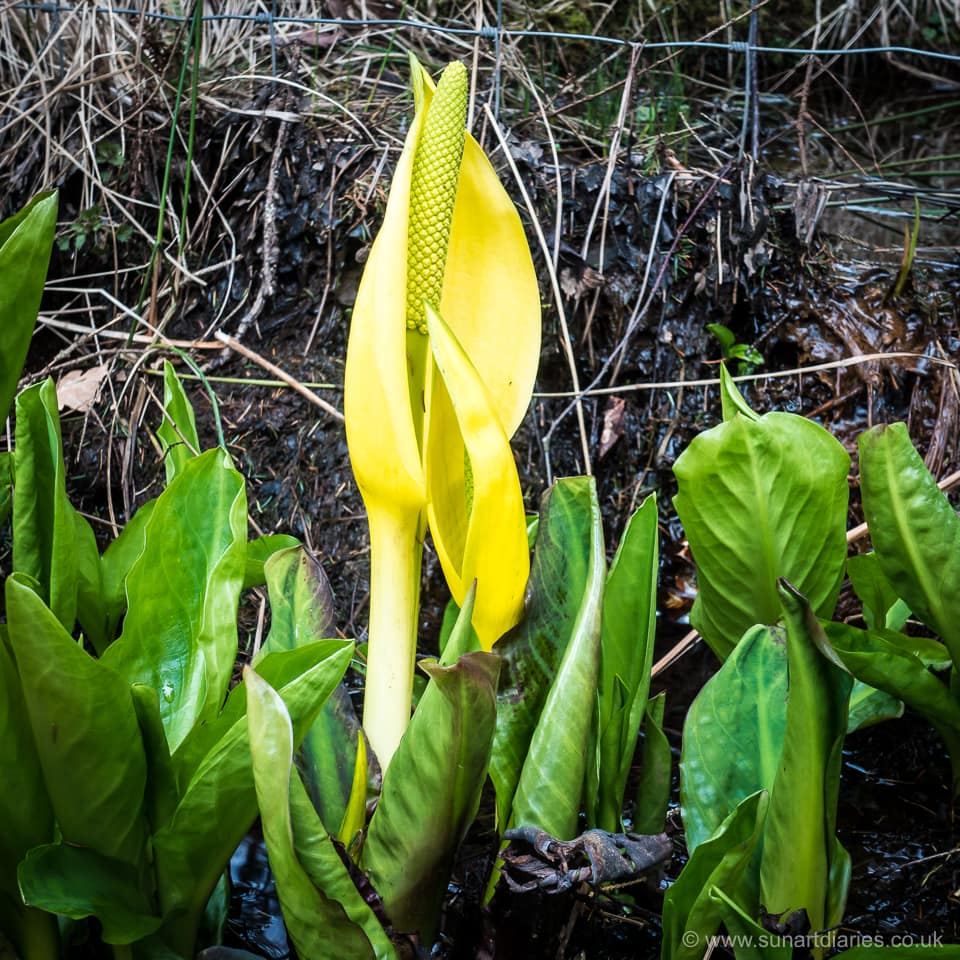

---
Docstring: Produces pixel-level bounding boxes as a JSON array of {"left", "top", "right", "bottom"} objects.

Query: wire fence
[{"left": 11, "top": 1, "right": 960, "bottom": 61}]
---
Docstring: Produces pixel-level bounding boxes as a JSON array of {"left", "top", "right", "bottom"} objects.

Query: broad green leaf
[
  {"left": 101, "top": 448, "right": 246, "bottom": 752},
  {"left": 760, "top": 583, "right": 852, "bottom": 947},
  {"left": 362, "top": 652, "right": 500, "bottom": 939},
  {"left": 662, "top": 790, "right": 768, "bottom": 960},
  {"left": 261, "top": 546, "right": 360, "bottom": 835},
  {"left": 243, "top": 533, "right": 300, "bottom": 589},
  {"left": 0, "top": 191, "right": 58, "bottom": 423},
  {"left": 245, "top": 667, "right": 386, "bottom": 960},
  {"left": 847, "top": 552, "right": 910, "bottom": 632},
  {"left": 173, "top": 640, "right": 351, "bottom": 786},
  {"left": 158, "top": 360, "right": 200, "bottom": 485},
  {"left": 100, "top": 498, "right": 155, "bottom": 642},
  {"left": 490, "top": 477, "right": 600, "bottom": 831},
  {"left": 508, "top": 478, "right": 605, "bottom": 841},
  {"left": 152, "top": 639, "right": 353, "bottom": 958},
  {"left": 673, "top": 412, "right": 849, "bottom": 659},
  {"left": 633, "top": 692, "right": 671, "bottom": 836},
  {"left": 18, "top": 844, "right": 160, "bottom": 944},
  {"left": 13, "top": 378, "right": 78, "bottom": 630},
  {"left": 0, "top": 628, "right": 53, "bottom": 901},
  {"left": 5, "top": 575, "right": 148, "bottom": 865},
  {"left": 593, "top": 493, "right": 658, "bottom": 831},
  {"left": 680, "top": 625, "right": 786, "bottom": 853},
  {"left": 859, "top": 422, "right": 960, "bottom": 670},
  {"left": 822, "top": 621, "right": 960, "bottom": 791},
  {"left": 289, "top": 770, "right": 395, "bottom": 959}
]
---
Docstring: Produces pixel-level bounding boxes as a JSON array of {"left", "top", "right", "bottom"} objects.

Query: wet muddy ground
[{"left": 4, "top": 18, "right": 960, "bottom": 957}]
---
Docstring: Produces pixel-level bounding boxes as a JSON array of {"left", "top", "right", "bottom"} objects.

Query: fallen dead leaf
[{"left": 57, "top": 364, "right": 109, "bottom": 412}]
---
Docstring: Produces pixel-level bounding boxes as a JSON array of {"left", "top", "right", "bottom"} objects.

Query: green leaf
[
  {"left": 5, "top": 575, "right": 148, "bottom": 865},
  {"left": 0, "top": 628, "right": 53, "bottom": 901},
  {"left": 74, "top": 508, "right": 109, "bottom": 654},
  {"left": 361, "top": 652, "right": 500, "bottom": 939},
  {"left": 846, "top": 679, "right": 903, "bottom": 734},
  {"left": 152, "top": 639, "right": 353, "bottom": 958},
  {"left": 680, "top": 625, "right": 786, "bottom": 853},
  {"left": 245, "top": 667, "right": 389, "bottom": 960},
  {"left": 439, "top": 580, "right": 480, "bottom": 666},
  {"left": 859, "top": 422, "right": 960, "bottom": 670},
  {"left": 673, "top": 412, "right": 850, "bottom": 659},
  {"left": 709, "top": 887, "right": 794, "bottom": 960},
  {"left": 13, "top": 379, "right": 78, "bottom": 630},
  {"left": 130, "top": 684, "right": 180, "bottom": 832},
  {"left": 101, "top": 448, "right": 246, "bottom": 752},
  {"left": 0, "top": 452, "right": 12, "bottom": 528},
  {"left": 508, "top": 477, "right": 605, "bottom": 841},
  {"left": 260, "top": 546, "right": 360, "bottom": 835},
  {"left": 662, "top": 790, "right": 768, "bottom": 960},
  {"left": 0, "top": 191, "right": 58, "bottom": 423},
  {"left": 847, "top": 552, "right": 910, "bottom": 632},
  {"left": 337, "top": 731, "right": 369, "bottom": 851},
  {"left": 821, "top": 621, "right": 960, "bottom": 791},
  {"left": 760, "top": 583, "right": 852, "bottom": 943},
  {"left": 593, "top": 493, "right": 658, "bottom": 831},
  {"left": 719, "top": 362, "right": 759, "bottom": 422},
  {"left": 100, "top": 498, "right": 155, "bottom": 642},
  {"left": 158, "top": 360, "right": 201, "bottom": 485},
  {"left": 490, "top": 476, "right": 602, "bottom": 831},
  {"left": 633, "top": 692, "right": 671, "bottom": 835},
  {"left": 18, "top": 845, "right": 160, "bottom": 944},
  {"left": 243, "top": 533, "right": 301, "bottom": 589}
]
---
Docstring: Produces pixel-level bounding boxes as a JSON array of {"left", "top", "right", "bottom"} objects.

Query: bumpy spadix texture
[{"left": 406, "top": 62, "right": 467, "bottom": 334}]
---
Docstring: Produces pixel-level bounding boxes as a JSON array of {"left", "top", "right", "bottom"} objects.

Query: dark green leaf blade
[
  {"left": 680, "top": 625, "right": 787, "bottom": 854},
  {"left": 673, "top": 412, "right": 849, "bottom": 659},
  {"left": 594, "top": 493, "right": 658, "bottom": 831},
  {"left": 0, "top": 628, "right": 53, "bottom": 902},
  {"left": 490, "top": 477, "right": 600, "bottom": 831},
  {"left": 662, "top": 790, "right": 769, "bottom": 960},
  {"left": 18, "top": 844, "right": 160, "bottom": 944},
  {"left": 245, "top": 667, "right": 383, "bottom": 960},
  {"left": 508, "top": 478, "right": 605, "bottom": 841},
  {"left": 822, "top": 621, "right": 960, "bottom": 791},
  {"left": 760, "top": 583, "right": 852, "bottom": 939},
  {"left": 0, "top": 191, "right": 58, "bottom": 423},
  {"left": 152, "top": 639, "right": 353, "bottom": 957},
  {"left": 361, "top": 652, "right": 500, "bottom": 939},
  {"left": 260, "top": 545, "right": 361, "bottom": 835},
  {"left": 101, "top": 448, "right": 246, "bottom": 752},
  {"left": 12, "top": 379, "right": 78, "bottom": 630},
  {"left": 859, "top": 422, "right": 960, "bottom": 669},
  {"left": 5, "top": 574, "right": 148, "bottom": 865},
  {"left": 633, "top": 692, "right": 671, "bottom": 835}
]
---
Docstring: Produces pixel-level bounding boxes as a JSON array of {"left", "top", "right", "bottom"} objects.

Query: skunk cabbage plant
[{"left": 344, "top": 56, "right": 540, "bottom": 768}]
